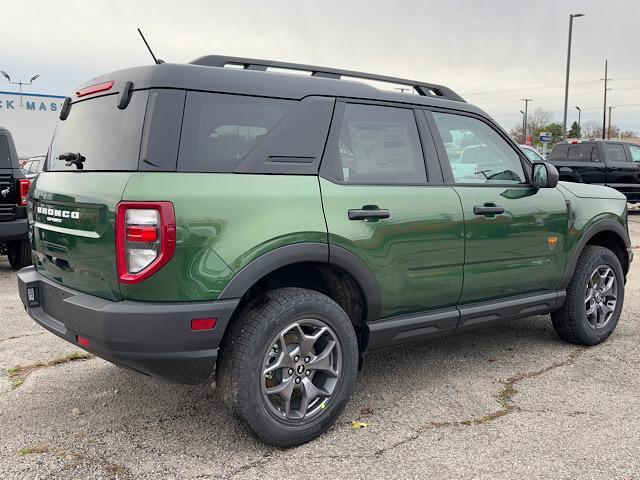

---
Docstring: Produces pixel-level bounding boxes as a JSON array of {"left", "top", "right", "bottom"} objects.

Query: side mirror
[{"left": 531, "top": 162, "right": 559, "bottom": 189}]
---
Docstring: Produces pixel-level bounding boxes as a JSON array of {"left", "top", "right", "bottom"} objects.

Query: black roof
[{"left": 74, "top": 57, "right": 485, "bottom": 115}]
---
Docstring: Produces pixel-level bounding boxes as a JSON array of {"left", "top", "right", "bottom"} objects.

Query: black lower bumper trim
[
  {"left": 17, "top": 266, "right": 239, "bottom": 384},
  {"left": 0, "top": 217, "right": 28, "bottom": 242}
]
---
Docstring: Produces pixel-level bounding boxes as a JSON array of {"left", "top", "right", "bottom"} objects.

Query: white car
[{"left": 519, "top": 144, "right": 546, "bottom": 162}]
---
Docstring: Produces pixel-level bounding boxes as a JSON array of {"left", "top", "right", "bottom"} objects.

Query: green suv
[{"left": 17, "top": 56, "right": 632, "bottom": 447}]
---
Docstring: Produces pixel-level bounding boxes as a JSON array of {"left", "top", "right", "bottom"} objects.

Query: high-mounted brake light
[
  {"left": 116, "top": 202, "right": 176, "bottom": 284},
  {"left": 76, "top": 80, "right": 114, "bottom": 98},
  {"left": 18, "top": 179, "right": 30, "bottom": 206}
]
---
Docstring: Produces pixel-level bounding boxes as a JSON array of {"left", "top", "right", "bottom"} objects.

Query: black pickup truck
[
  {"left": 547, "top": 140, "right": 640, "bottom": 202},
  {"left": 0, "top": 127, "right": 31, "bottom": 269}
]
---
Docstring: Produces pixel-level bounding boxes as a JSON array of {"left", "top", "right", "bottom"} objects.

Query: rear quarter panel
[{"left": 120, "top": 173, "right": 327, "bottom": 301}]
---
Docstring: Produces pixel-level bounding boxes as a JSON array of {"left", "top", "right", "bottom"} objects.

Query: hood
[{"left": 559, "top": 181, "right": 626, "bottom": 200}]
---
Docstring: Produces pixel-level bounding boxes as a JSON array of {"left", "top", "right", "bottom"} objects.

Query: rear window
[
  {"left": 177, "top": 92, "right": 295, "bottom": 172},
  {"left": 548, "top": 144, "right": 568, "bottom": 161},
  {"left": 48, "top": 91, "right": 149, "bottom": 171},
  {"left": 0, "top": 136, "right": 11, "bottom": 168}
]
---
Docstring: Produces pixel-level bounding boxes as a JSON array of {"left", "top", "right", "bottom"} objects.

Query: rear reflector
[
  {"left": 76, "top": 80, "right": 115, "bottom": 98},
  {"left": 191, "top": 318, "right": 217, "bottom": 331},
  {"left": 18, "top": 179, "right": 30, "bottom": 206},
  {"left": 76, "top": 335, "right": 91, "bottom": 348}
]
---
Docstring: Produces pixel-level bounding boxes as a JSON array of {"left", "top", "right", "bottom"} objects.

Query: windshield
[{"left": 48, "top": 91, "right": 148, "bottom": 171}]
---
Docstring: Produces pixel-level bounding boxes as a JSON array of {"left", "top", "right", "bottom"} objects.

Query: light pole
[
  {"left": 601, "top": 60, "right": 612, "bottom": 140},
  {"left": 562, "top": 13, "right": 585, "bottom": 140},
  {"left": 520, "top": 99, "right": 533, "bottom": 145},
  {"left": 520, "top": 110, "right": 526, "bottom": 144},
  {"left": 575, "top": 106, "right": 581, "bottom": 137},
  {"left": 0, "top": 71, "right": 40, "bottom": 107}
]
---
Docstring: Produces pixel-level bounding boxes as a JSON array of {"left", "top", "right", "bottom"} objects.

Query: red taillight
[
  {"left": 126, "top": 225, "right": 158, "bottom": 243},
  {"left": 191, "top": 318, "right": 217, "bottom": 331},
  {"left": 116, "top": 202, "right": 176, "bottom": 284},
  {"left": 76, "top": 80, "right": 114, "bottom": 98},
  {"left": 76, "top": 335, "right": 91, "bottom": 348},
  {"left": 18, "top": 179, "right": 30, "bottom": 206}
]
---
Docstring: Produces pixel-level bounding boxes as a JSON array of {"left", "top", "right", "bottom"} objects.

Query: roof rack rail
[{"left": 189, "top": 55, "right": 465, "bottom": 103}]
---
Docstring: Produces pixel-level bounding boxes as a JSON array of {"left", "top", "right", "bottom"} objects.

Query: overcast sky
[{"left": 3, "top": 0, "right": 639, "bottom": 133}]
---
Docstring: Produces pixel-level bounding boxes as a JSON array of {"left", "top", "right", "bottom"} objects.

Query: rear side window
[
  {"left": 332, "top": 103, "right": 426, "bottom": 184},
  {"left": 0, "top": 136, "right": 11, "bottom": 168},
  {"left": 49, "top": 91, "right": 149, "bottom": 171},
  {"left": 568, "top": 144, "right": 596, "bottom": 161},
  {"left": 604, "top": 143, "right": 628, "bottom": 162},
  {"left": 178, "top": 93, "right": 295, "bottom": 172}
]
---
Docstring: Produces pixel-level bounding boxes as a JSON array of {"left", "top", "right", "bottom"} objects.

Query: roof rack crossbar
[{"left": 189, "top": 55, "right": 465, "bottom": 102}]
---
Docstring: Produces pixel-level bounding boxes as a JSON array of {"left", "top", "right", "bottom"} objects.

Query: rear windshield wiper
[{"left": 58, "top": 152, "right": 86, "bottom": 170}]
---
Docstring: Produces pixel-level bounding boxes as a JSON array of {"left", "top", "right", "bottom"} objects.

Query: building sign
[{"left": 0, "top": 90, "right": 65, "bottom": 157}]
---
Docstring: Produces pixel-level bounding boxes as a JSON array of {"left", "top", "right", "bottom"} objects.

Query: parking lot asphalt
[{"left": 2, "top": 216, "right": 640, "bottom": 480}]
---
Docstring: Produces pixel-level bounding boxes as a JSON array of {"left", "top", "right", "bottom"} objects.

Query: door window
[
  {"left": 333, "top": 103, "right": 426, "bottom": 184},
  {"left": 432, "top": 112, "right": 526, "bottom": 184},
  {"left": 628, "top": 145, "right": 640, "bottom": 162},
  {"left": 604, "top": 143, "right": 628, "bottom": 162}
]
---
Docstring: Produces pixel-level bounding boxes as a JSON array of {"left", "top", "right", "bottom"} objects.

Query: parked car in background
[
  {"left": 520, "top": 144, "right": 546, "bottom": 162},
  {"left": 547, "top": 140, "right": 640, "bottom": 202},
  {"left": 21, "top": 155, "right": 45, "bottom": 179},
  {"left": 0, "top": 127, "right": 32, "bottom": 269}
]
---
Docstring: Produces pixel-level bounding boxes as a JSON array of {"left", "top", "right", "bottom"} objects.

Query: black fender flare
[
  {"left": 218, "top": 242, "right": 383, "bottom": 322},
  {"left": 560, "top": 219, "right": 631, "bottom": 289}
]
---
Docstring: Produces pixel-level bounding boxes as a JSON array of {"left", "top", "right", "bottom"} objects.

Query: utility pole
[
  {"left": 563, "top": 13, "right": 585, "bottom": 140},
  {"left": 601, "top": 60, "right": 612, "bottom": 140},
  {"left": 520, "top": 110, "right": 526, "bottom": 143},
  {"left": 575, "top": 106, "right": 581, "bottom": 137},
  {"left": 607, "top": 106, "right": 614, "bottom": 139},
  {"left": 520, "top": 99, "right": 533, "bottom": 145}
]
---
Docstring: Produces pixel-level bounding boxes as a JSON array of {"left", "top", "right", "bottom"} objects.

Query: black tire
[
  {"left": 7, "top": 239, "right": 31, "bottom": 270},
  {"left": 217, "top": 287, "right": 359, "bottom": 447},
  {"left": 551, "top": 245, "right": 624, "bottom": 346}
]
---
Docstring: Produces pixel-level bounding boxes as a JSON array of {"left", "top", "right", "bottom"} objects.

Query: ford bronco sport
[{"left": 17, "top": 56, "right": 632, "bottom": 447}]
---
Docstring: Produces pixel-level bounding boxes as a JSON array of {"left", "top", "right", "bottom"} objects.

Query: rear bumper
[
  {"left": 17, "top": 266, "right": 239, "bottom": 384},
  {"left": 0, "top": 217, "right": 28, "bottom": 242}
]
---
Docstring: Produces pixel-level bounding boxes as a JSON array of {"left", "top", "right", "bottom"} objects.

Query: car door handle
[
  {"left": 348, "top": 208, "right": 390, "bottom": 221},
  {"left": 473, "top": 204, "right": 505, "bottom": 216}
]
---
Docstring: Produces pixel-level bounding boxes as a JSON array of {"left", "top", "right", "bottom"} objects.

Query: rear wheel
[
  {"left": 552, "top": 245, "right": 624, "bottom": 346},
  {"left": 7, "top": 239, "right": 31, "bottom": 270},
  {"left": 217, "top": 287, "right": 358, "bottom": 447}
]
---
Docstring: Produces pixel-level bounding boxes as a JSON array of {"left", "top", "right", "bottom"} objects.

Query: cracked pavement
[{"left": 1, "top": 215, "right": 640, "bottom": 479}]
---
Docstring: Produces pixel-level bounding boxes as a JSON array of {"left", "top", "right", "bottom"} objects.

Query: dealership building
[{"left": 0, "top": 90, "right": 65, "bottom": 158}]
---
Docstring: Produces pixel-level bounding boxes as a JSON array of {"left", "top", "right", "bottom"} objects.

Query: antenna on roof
[{"left": 137, "top": 28, "right": 164, "bottom": 65}]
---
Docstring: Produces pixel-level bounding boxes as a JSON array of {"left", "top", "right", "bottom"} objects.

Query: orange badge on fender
[{"left": 547, "top": 236, "right": 558, "bottom": 250}]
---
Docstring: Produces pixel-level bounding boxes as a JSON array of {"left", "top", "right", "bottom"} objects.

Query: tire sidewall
[
  {"left": 572, "top": 248, "right": 625, "bottom": 344},
  {"left": 238, "top": 291, "right": 359, "bottom": 446}
]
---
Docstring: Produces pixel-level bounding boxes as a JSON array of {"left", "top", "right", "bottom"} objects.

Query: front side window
[
  {"left": 333, "top": 103, "right": 426, "bottom": 184},
  {"left": 628, "top": 145, "right": 640, "bottom": 162},
  {"left": 432, "top": 112, "right": 526, "bottom": 184},
  {"left": 178, "top": 92, "right": 294, "bottom": 172},
  {"left": 604, "top": 143, "right": 628, "bottom": 162}
]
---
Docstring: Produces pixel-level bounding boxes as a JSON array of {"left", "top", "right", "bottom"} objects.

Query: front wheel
[
  {"left": 552, "top": 245, "right": 625, "bottom": 346},
  {"left": 217, "top": 288, "right": 359, "bottom": 447},
  {"left": 7, "top": 239, "right": 31, "bottom": 270}
]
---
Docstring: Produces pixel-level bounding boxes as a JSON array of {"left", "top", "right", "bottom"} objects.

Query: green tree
[{"left": 567, "top": 121, "right": 581, "bottom": 139}]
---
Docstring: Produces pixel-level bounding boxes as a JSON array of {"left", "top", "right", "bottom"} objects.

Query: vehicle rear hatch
[
  {"left": 31, "top": 88, "right": 149, "bottom": 301},
  {"left": 0, "top": 133, "right": 19, "bottom": 222}
]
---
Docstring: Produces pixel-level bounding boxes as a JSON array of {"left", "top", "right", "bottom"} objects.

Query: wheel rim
[
  {"left": 261, "top": 319, "right": 342, "bottom": 421},
  {"left": 585, "top": 264, "right": 618, "bottom": 330}
]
